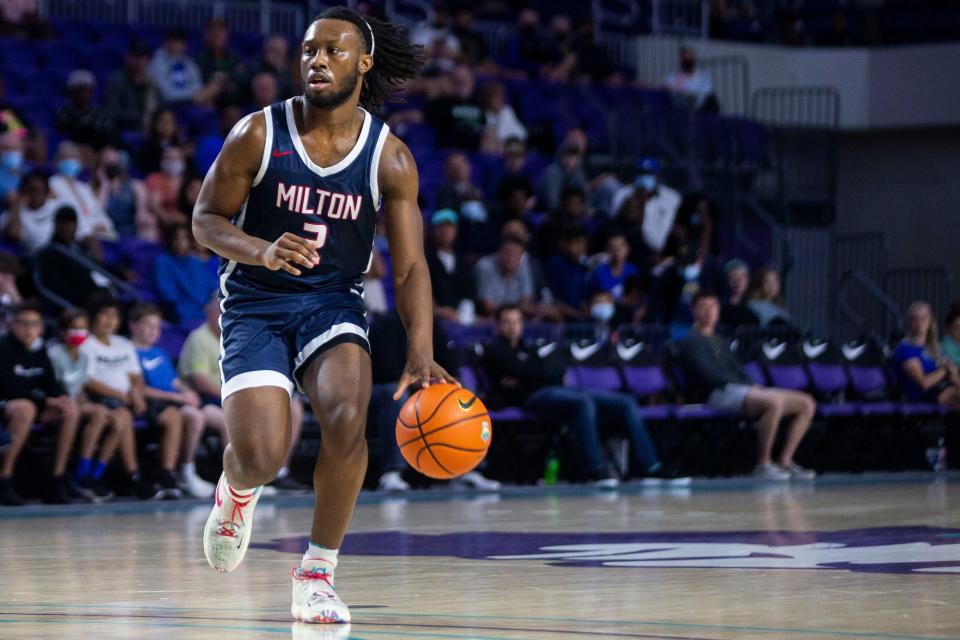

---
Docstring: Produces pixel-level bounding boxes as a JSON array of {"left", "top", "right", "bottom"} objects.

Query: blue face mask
[
  {"left": 590, "top": 302, "right": 616, "bottom": 322},
  {"left": 57, "top": 159, "right": 82, "bottom": 178},
  {"left": 1, "top": 150, "right": 23, "bottom": 172},
  {"left": 636, "top": 174, "right": 657, "bottom": 192}
]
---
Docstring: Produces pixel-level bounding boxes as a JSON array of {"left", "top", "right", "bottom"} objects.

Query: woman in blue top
[
  {"left": 893, "top": 301, "right": 960, "bottom": 408},
  {"left": 153, "top": 224, "right": 219, "bottom": 322}
]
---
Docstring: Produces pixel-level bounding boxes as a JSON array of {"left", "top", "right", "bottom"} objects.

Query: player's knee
[
  {"left": 322, "top": 400, "right": 367, "bottom": 455},
  {"left": 232, "top": 437, "right": 285, "bottom": 481}
]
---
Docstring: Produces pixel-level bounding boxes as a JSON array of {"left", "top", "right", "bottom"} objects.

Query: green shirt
[{"left": 941, "top": 336, "right": 960, "bottom": 366}]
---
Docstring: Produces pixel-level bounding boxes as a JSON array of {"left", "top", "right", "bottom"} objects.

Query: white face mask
[{"left": 590, "top": 302, "right": 615, "bottom": 322}]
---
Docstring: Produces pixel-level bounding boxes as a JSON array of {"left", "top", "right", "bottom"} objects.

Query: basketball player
[{"left": 193, "top": 7, "right": 455, "bottom": 623}]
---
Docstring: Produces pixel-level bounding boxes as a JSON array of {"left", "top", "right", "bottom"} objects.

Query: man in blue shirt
[
  {"left": 130, "top": 303, "right": 226, "bottom": 497},
  {"left": 588, "top": 232, "right": 639, "bottom": 302}
]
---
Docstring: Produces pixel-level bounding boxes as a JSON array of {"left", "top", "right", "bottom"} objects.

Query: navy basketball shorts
[{"left": 219, "top": 283, "right": 369, "bottom": 400}]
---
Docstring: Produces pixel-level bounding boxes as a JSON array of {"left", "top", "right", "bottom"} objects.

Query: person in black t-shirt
[
  {"left": 0, "top": 301, "right": 80, "bottom": 505},
  {"left": 719, "top": 259, "right": 758, "bottom": 330},
  {"left": 423, "top": 65, "right": 486, "bottom": 149}
]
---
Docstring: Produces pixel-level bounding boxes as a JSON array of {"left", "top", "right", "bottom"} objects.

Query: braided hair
[{"left": 313, "top": 7, "right": 423, "bottom": 112}]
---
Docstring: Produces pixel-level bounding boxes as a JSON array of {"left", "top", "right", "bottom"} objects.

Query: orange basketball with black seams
[{"left": 395, "top": 383, "right": 492, "bottom": 479}]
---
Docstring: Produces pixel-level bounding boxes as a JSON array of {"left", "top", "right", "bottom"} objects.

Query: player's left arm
[{"left": 379, "top": 135, "right": 459, "bottom": 400}]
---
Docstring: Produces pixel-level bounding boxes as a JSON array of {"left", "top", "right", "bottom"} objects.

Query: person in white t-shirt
[
  {"left": 664, "top": 47, "right": 717, "bottom": 112},
  {"left": 81, "top": 295, "right": 172, "bottom": 500},
  {"left": 49, "top": 141, "right": 116, "bottom": 244},
  {"left": 0, "top": 170, "right": 64, "bottom": 253},
  {"left": 610, "top": 157, "right": 681, "bottom": 254}
]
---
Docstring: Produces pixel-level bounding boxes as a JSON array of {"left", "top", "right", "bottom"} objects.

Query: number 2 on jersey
[{"left": 302, "top": 222, "right": 328, "bottom": 262}]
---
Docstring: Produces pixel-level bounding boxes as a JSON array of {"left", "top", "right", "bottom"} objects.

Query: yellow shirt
[{"left": 177, "top": 323, "right": 220, "bottom": 389}]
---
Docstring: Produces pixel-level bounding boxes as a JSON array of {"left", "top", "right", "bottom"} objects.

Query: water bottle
[
  {"left": 543, "top": 453, "right": 560, "bottom": 486},
  {"left": 936, "top": 437, "right": 948, "bottom": 472}
]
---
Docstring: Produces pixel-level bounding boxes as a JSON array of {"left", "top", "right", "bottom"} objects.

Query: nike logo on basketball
[
  {"left": 273, "top": 149, "right": 294, "bottom": 157},
  {"left": 458, "top": 395, "right": 478, "bottom": 411}
]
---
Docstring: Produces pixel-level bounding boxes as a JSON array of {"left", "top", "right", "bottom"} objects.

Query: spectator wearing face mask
[
  {"left": 0, "top": 131, "right": 27, "bottom": 206},
  {"left": 664, "top": 47, "right": 718, "bottom": 113},
  {"left": 93, "top": 146, "right": 152, "bottom": 240},
  {"left": 49, "top": 141, "right": 116, "bottom": 243},
  {"left": 587, "top": 289, "right": 618, "bottom": 334},
  {"left": 145, "top": 145, "right": 189, "bottom": 230},
  {"left": 610, "top": 158, "right": 681, "bottom": 257}
]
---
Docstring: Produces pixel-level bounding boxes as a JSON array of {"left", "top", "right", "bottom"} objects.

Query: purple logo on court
[{"left": 253, "top": 527, "right": 960, "bottom": 575}]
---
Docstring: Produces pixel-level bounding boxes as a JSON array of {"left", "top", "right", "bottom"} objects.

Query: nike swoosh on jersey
[
  {"left": 272, "top": 149, "right": 294, "bottom": 157},
  {"left": 142, "top": 356, "right": 165, "bottom": 370}
]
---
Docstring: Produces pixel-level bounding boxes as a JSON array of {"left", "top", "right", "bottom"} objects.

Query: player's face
[{"left": 300, "top": 19, "right": 370, "bottom": 110}]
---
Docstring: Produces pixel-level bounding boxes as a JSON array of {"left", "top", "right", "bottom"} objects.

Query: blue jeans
[
  {"left": 524, "top": 387, "right": 660, "bottom": 478},
  {"left": 369, "top": 384, "right": 407, "bottom": 473}
]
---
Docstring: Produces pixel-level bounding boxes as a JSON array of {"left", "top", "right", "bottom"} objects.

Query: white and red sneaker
[
  {"left": 203, "top": 473, "right": 262, "bottom": 573},
  {"left": 291, "top": 564, "right": 351, "bottom": 624}
]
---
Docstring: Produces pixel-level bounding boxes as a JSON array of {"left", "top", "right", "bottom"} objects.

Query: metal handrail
[
  {"left": 33, "top": 243, "right": 140, "bottom": 311},
  {"left": 751, "top": 86, "right": 841, "bottom": 130}
]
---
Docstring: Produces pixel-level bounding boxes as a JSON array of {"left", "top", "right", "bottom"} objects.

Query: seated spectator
[
  {"left": 145, "top": 145, "right": 190, "bottom": 229},
  {"left": 0, "top": 131, "right": 26, "bottom": 206},
  {"left": 178, "top": 295, "right": 306, "bottom": 492},
  {"left": 196, "top": 18, "right": 243, "bottom": 84},
  {"left": 474, "top": 233, "right": 555, "bottom": 320},
  {"left": 676, "top": 292, "right": 816, "bottom": 480},
  {"left": 480, "top": 82, "right": 527, "bottom": 153},
  {"left": 411, "top": 3, "right": 460, "bottom": 74},
  {"left": 49, "top": 141, "right": 116, "bottom": 243},
  {"left": 93, "top": 147, "right": 152, "bottom": 239},
  {"left": 545, "top": 223, "right": 590, "bottom": 320},
  {"left": 586, "top": 289, "right": 617, "bottom": 337},
  {"left": 941, "top": 306, "right": 960, "bottom": 367},
  {"left": 571, "top": 20, "right": 615, "bottom": 83},
  {"left": 140, "top": 108, "right": 185, "bottom": 174},
  {"left": 424, "top": 65, "right": 485, "bottom": 149},
  {"left": 451, "top": 8, "right": 490, "bottom": 67},
  {"left": 495, "top": 173, "right": 536, "bottom": 229},
  {"left": 539, "top": 139, "right": 588, "bottom": 214},
  {"left": 0, "top": 301, "right": 80, "bottom": 505},
  {"left": 148, "top": 29, "right": 205, "bottom": 106},
  {"left": 0, "top": 252, "right": 22, "bottom": 331},
  {"left": 193, "top": 104, "right": 242, "bottom": 176},
  {"left": 746, "top": 266, "right": 794, "bottom": 327},
  {"left": 720, "top": 259, "right": 758, "bottom": 330},
  {"left": 664, "top": 47, "right": 718, "bottom": 112},
  {"left": 368, "top": 310, "right": 496, "bottom": 491},
  {"left": 490, "top": 138, "right": 535, "bottom": 202},
  {"left": 0, "top": 170, "right": 63, "bottom": 253},
  {"left": 249, "top": 72, "right": 279, "bottom": 111},
  {"left": 425, "top": 209, "right": 475, "bottom": 324},
  {"left": 255, "top": 34, "right": 295, "bottom": 100},
  {"left": 435, "top": 152, "right": 491, "bottom": 259},
  {"left": 610, "top": 158, "right": 681, "bottom": 256},
  {"left": 536, "top": 185, "right": 588, "bottom": 259},
  {"left": 0, "top": 77, "right": 46, "bottom": 165},
  {"left": 130, "top": 303, "right": 226, "bottom": 497},
  {"left": 54, "top": 70, "right": 117, "bottom": 150},
  {"left": 589, "top": 232, "right": 640, "bottom": 302},
  {"left": 35, "top": 206, "right": 116, "bottom": 307},
  {"left": 481, "top": 304, "right": 674, "bottom": 485},
  {"left": 154, "top": 224, "right": 218, "bottom": 322},
  {"left": 613, "top": 274, "right": 648, "bottom": 326},
  {"left": 104, "top": 39, "right": 156, "bottom": 133},
  {"left": 81, "top": 295, "right": 167, "bottom": 499},
  {"left": 47, "top": 307, "right": 128, "bottom": 501},
  {"left": 510, "top": 9, "right": 550, "bottom": 74},
  {"left": 893, "top": 301, "right": 960, "bottom": 410}
]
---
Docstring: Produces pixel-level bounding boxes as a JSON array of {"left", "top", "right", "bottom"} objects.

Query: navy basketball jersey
[{"left": 220, "top": 98, "right": 390, "bottom": 296}]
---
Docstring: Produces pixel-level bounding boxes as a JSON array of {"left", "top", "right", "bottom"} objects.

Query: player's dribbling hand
[
  {"left": 260, "top": 232, "right": 320, "bottom": 275},
  {"left": 393, "top": 353, "right": 460, "bottom": 400}
]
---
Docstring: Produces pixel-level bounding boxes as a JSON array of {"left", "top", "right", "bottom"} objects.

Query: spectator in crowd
[
  {"left": 675, "top": 291, "right": 816, "bottom": 480},
  {"left": 129, "top": 303, "right": 226, "bottom": 497},
  {"left": 0, "top": 301, "right": 80, "bottom": 505},
  {"left": 93, "top": 147, "right": 152, "bottom": 239},
  {"left": 474, "top": 233, "right": 553, "bottom": 320},
  {"left": 178, "top": 295, "right": 306, "bottom": 492},
  {"left": 0, "top": 170, "right": 62, "bottom": 253},
  {"left": 368, "top": 310, "right": 497, "bottom": 491},
  {"left": 0, "top": 131, "right": 26, "bottom": 206},
  {"left": 545, "top": 223, "right": 590, "bottom": 320},
  {"left": 49, "top": 141, "right": 116, "bottom": 243},
  {"left": 893, "top": 301, "right": 960, "bottom": 409},
  {"left": 255, "top": 34, "right": 295, "bottom": 100},
  {"left": 536, "top": 185, "right": 588, "bottom": 259},
  {"left": 612, "top": 274, "right": 648, "bottom": 326},
  {"left": 941, "top": 306, "right": 960, "bottom": 367},
  {"left": 80, "top": 294, "right": 167, "bottom": 499},
  {"left": 570, "top": 20, "right": 615, "bottom": 83},
  {"left": 589, "top": 232, "right": 639, "bottom": 302},
  {"left": 0, "top": 252, "right": 22, "bottom": 330},
  {"left": 494, "top": 173, "right": 535, "bottom": 229},
  {"left": 747, "top": 266, "right": 794, "bottom": 327},
  {"left": 539, "top": 138, "right": 588, "bottom": 214},
  {"left": 611, "top": 158, "right": 681, "bottom": 257},
  {"left": 451, "top": 8, "right": 489, "bottom": 67},
  {"left": 435, "top": 152, "right": 491, "bottom": 258},
  {"left": 0, "top": 0, "right": 51, "bottom": 39},
  {"left": 104, "top": 39, "right": 157, "bottom": 133},
  {"left": 145, "top": 145, "right": 189, "bottom": 229},
  {"left": 424, "top": 65, "right": 485, "bottom": 149},
  {"left": 0, "top": 77, "right": 45, "bottom": 165},
  {"left": 249, "top": 72, "right": 279, "bottom": 111},
  {"left": 511, "top": 9, "right": 550, "bottom": 73},
  {"left": 490, "top": 137, "right": 534, "bottom": 201},
  {"left": 154, "top": 224, "right": 218, "bottom": 322},
  {"left": 411, "top": 2, "right": 460, "bottom": 73},
  {"left": 148, "top": 29, "right": 205, "bottom": 106},
  {"left": 35, "top": 206, "right": 115, "bottom": 307},
  {"left": 194, "top": 103, "right": 242, "bottom": 176},
  {"left": 586, "top": 289, "right": 618, "bottom": 336},
  {"left": 480, "top": 82, "right": 527, "bottom": 153},
  {"left": 196, "top": 18, "right": 243, "bottom": 83},
  {"left": 140, "top": 108, "right": 185, "bottom": 174},
  {"left": 48, "top": 308, "right": 128, "bottom": 501},
  {"left": 425, "top": 209, "right": 475, "bottom": 324},
  {"left": 176, "top": 173, "right": 205, "bottom": 224},
  {"left": 664, "top": 47, "right": 718, "bottom": 112},
  {"left": 54, "top": 70, "right": 117, "bottom": 150},
  {"left": 720, "top": 259, "right": 758, "bottom": 329},
  {"left": 482, "top": 304, "right": 673, "bottom": 486}
]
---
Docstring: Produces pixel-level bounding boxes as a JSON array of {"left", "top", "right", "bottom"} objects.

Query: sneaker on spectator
[
  {"left": 455, "top": 470, "right": 501, "bottom": 491},
  {"left": 0, "top": 478, "right": 24, "bottom": 506},
  {"left": 640, "top": 464, "right": 692, "bottom": 486},
  {"left": 179, "top": 465, "right": 215, "bottom": 498},
  {"left": 377, "top": 470, "right": 410, "bottom": 492},
  {"left": 65, "top": 476, "right": 94, "bottom": 503},
  {"left": 86, "top": 477, "right": 115, "bottom": 501},
  {"left": 591, "top": 463, "right": 620, "bottom": 490},
  {"left": 43, "top": 475, "right": 73, "bottom": 505},
  {"left": 157, "top": 469, "right": 183, "bottom": 500},
  {"left": 269, "top": 468, "right": 310, "bottom": 493},
  {"left": 752, "top": 463, "right": 790, "bottom": 481},
  {"left": 782, "top": 461, "right": 816, "bottom": 480},
  {"left": 130, "top": 473, "right": 162, "bottom": 500}
]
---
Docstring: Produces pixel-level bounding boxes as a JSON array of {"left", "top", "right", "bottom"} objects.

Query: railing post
[{"left": 260, "top": 0, "right": 270, "bottom": 35}]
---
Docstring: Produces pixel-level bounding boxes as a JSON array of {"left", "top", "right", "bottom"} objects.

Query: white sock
[
  {"left": 276, "top": 466, "right": 289, "bottom": 479},
  {"left": 301, "top": 542, "right": 338, "bottom": 577},
  {"left": 217, "top": 475, "right": 256, "bottom": 519},
  {"left": 181, "top": 462, "right": 195, "bottom": 475}
]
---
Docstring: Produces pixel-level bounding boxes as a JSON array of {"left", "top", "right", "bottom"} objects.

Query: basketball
[{"left": 395, "top": 384, "right": 492, "bottom": 479}]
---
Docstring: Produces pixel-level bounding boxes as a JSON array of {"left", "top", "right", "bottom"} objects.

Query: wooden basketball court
[{"left": 1, "top": 476, "right": 958, "bottom": 639}]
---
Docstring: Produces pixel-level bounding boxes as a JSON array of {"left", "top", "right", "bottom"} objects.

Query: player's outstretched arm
[
  {"left": 193, "top": 111, "right": 318, "bottom": 276},
  {"left": 380, "top": 135, "right": 458, "bottom": 400}
]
